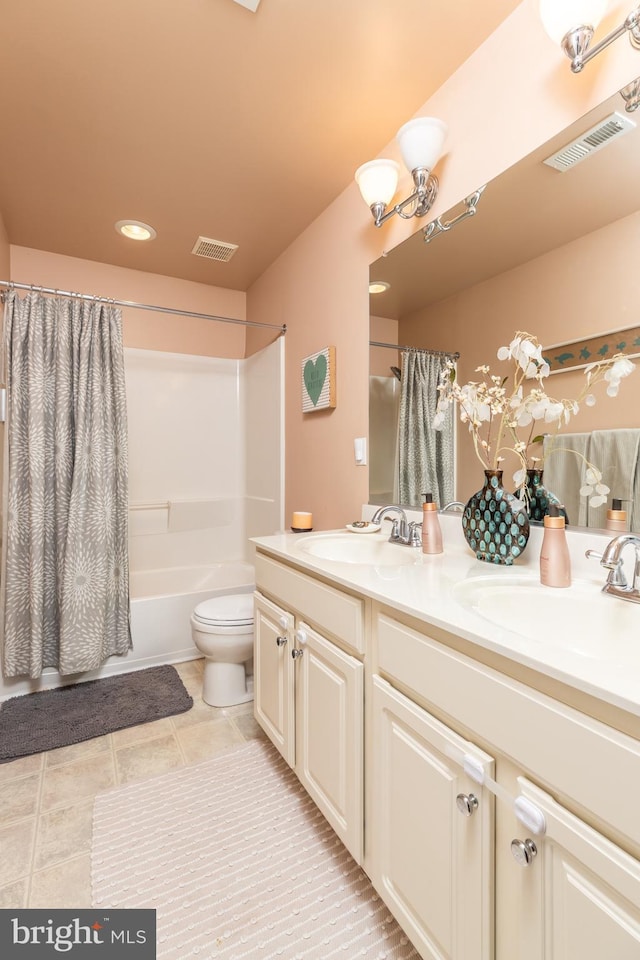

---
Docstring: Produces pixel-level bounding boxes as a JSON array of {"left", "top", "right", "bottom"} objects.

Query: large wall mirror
[{"left": 369, "top": 87, "right": 640, "bottom": 532}]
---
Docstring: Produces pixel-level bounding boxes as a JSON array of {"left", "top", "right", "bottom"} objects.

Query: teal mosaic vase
[
  {"left": 517, "top": 468, "right": 568, "bottom": 524},
  {"left": 462, "top": 469, "right": 530, "bottom": 565}
]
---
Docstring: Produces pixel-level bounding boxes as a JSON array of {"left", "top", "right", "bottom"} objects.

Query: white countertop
[{"left": 252, "top": 513, "right": 640, "bottom": 719}]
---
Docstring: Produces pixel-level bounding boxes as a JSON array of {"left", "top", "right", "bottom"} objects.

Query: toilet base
[{"left": 202, "top": 659, "right": 254, "bottom": 708}]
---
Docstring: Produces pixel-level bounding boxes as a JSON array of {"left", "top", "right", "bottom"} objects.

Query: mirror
[{"left": 369, "top": 88, "right": 640, "bottom": 531}]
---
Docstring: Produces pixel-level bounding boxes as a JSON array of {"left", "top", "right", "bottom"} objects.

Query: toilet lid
[{"left": 193, "top": 593, "right": 254, "bottom": 627}]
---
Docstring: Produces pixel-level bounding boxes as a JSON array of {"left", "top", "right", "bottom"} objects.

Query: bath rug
[
  {"left": 92, "top": 739, "right": 419, "bottom": 960},
  {"left": 0, "top": 664, "right": 192, "bottom": 762}
]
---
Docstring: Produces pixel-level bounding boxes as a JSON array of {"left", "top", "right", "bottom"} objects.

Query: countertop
[{"left": 252, "top": 514, "right": 640, "bottom": 720}]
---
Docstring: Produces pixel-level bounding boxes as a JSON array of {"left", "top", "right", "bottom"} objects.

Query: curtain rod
[
  {"left": 369, "top": 340, "right": 459, "bottom": 361},
  {"left": 0, "top": 281, "right": 287, "bottom": 334}
]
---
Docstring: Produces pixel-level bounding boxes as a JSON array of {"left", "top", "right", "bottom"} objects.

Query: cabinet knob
[
  {"left": 291, "top": 648, "right": 304, "bottom": 660},
  {"left": 510, "top": 838, "right": 538, "bottom": 867},
  {"left": 275, "top": 635, "right": 288, "bottom": 647},
  {"left": 456, "top": 793, "right": 479, "bottom": 817},
  {"left": 278, "top": 615, "right": 289, "bottom": 631},
  {"left": 294, "top": 628, "right": 308, "bottom": 646}
]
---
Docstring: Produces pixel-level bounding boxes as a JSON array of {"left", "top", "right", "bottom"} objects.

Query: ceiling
[
  {"left": 0, "top": 0, "right": 521, "bottom": 292},
  {"left": 369, "top": 90, "right": 640, "bottom": 320}
]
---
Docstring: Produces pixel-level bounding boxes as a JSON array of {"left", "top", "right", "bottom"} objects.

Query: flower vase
[
  {"left": 462, "top": 469, "right": 530, "bottom": 565},
  {"left": 519, "top": 469, "right": 567, "bottom": 524}
]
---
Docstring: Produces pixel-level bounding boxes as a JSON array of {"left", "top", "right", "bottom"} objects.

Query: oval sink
[
  {"left": 453, "top": 574, "right": 640, "bottom": 662},
  {"left": 295, "top": 533, "right": 419, "bottom": 566}
]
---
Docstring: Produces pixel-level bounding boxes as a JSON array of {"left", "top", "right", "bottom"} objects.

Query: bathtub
[
  {"left": 0, "top": 561, "right": 256, "bottom": 701},
  {"left": 128, "top": 561, "right": 255, "bottom": 667}
]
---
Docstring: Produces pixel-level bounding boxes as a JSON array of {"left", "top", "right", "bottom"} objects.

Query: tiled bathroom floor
[{"left": 0, "top": 659, "right": 266, "bottom": 909}]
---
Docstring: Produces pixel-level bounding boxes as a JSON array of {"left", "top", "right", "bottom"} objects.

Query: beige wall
[
  {"left": 10, "top": 246, "right": 248, "bottom": 358},
  {"left": 369, "top": 315, "right": 399, "bottom": 378},
  {"left": 247, "top": 1, "right": 640, "bottom": 530},
  {"left": 400, "top": 208, "right": 640, "bottom": 501},
  {"left": 0, "top": 210, "right": 9, "bottom": 279}
]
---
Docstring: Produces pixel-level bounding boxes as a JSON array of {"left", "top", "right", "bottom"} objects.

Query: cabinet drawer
[
  {"left": 255, "top": 552, "right": 364, "bottom": 655},
  {"left": 375, "top": 607, "right": 640, "bottom": 849}
]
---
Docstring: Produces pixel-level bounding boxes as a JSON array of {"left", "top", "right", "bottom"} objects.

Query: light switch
[{"left": 354, "top": 437, "right": 367, "bottom": 465}]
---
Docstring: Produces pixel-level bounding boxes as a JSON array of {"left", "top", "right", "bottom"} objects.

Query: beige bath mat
[{"left": 92, "top": 739, "right": 419, "bottom": 959}]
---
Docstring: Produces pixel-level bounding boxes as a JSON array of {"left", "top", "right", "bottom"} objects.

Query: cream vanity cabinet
[
  {"left": 371, "top": 604, "right": 640, "bottom": 960},
  {"left": 253, "top": 551, "right": 364, "bottom": 862}
]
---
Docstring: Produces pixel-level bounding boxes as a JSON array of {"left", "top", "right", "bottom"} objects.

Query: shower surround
[{"left": 0, "top": 340, "right": 283, "bottom": 701}]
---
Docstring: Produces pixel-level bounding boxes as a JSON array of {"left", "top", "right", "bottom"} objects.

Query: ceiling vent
[
  {"left": 543, "top": 111, "right": 636, "bottom": 172},
  {"left": 191, "top": 236, "right": 239, "bottom": 262}
]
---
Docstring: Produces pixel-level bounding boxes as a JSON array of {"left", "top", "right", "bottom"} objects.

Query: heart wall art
[{"left": 301, "top": 346, "right": 336, "bottom": 413}]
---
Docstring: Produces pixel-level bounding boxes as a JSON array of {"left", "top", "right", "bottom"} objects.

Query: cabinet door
[
  {"left": 294, "top": 621, "right": 363, "bottom": 862},
  {"left": 253, "top": 592, "right": 295, "bottom": 767},
  {"left": 509, "top": 778, "right": 640, "bottom": 960},
  {"left": 370, "top": 676, "right": 495, "bottom": 960}
]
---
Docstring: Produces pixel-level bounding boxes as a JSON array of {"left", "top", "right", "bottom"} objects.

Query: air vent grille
[
  {"left": 543, "top": 111, "right": 635, "bottom": 172},
  {"left": 191, "top": 237, "right": 238, "bottom": 262}
]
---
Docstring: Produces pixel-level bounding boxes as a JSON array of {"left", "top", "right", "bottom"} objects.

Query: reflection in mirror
[
  {"left": 369, "top": 340, "right": 456, "bottom": 507},
  {"left": 369, "top": 88, "right": 640, "bottom": 532}
]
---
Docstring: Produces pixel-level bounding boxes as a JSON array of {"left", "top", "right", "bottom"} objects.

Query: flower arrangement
[{"left": 433, "top": 331, "right": 635, "bottom": 508}]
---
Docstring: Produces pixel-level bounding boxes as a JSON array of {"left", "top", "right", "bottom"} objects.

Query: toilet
[{"left": 190, "top": 593, "right": 255, "bottom": 707}]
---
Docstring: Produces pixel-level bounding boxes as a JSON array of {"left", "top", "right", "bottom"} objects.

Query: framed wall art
[
  {"left": 544, "top": 324, "right": 640, "bottom": 374},
  {"left": 301, "top": 346, "right": 336, "bottom": 412}
]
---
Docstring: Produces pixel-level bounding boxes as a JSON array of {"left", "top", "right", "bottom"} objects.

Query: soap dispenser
[
  {"left": 539, "top": 504, "right": 571, "bottom": 588},
  {"left": 422, "top": 493, "right": 443, "bottom": 555},
  {"left": 606, "top": 498, "right": 629, "bottom": 533}
]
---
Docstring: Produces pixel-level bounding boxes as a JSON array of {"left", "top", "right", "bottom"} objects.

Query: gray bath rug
[
  {"left": 92, "top": 739, "right": 419, "bottom": 960},
  {"left": 0, "top": 664, "right": 193, "bottom": 762}
]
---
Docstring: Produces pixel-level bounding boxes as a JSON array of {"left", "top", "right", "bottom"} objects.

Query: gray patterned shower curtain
[
  {"left": 397, "top": 349, "right": 454, "bottom": 507},
  {"left": 1, "top": 290, "right": 131, "bottom": 678}
]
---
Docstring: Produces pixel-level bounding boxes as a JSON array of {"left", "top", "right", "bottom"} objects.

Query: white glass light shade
[
  {"left": 355, "top": 159, "right": 400, "bottom": 207},
  {"left": 538, "top": 0, "right": 607, "bottom": 44},
  {"left": 396, "top": 117, "right": 448, "bottom": 174}
]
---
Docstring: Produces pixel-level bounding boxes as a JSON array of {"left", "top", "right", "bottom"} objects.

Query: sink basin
[
  {"left": 295, "top": 532, "right": 419, "bottom": 566},
  {"left": 453, "top": 574, "right": 640, "bottom": 662}
]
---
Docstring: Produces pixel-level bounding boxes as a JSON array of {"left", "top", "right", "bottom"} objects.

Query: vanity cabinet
[
  {"left": 253, "top": 553, "right": 364, "bottom": 862},
  {"left": 370, "top": 675, "right": 495, "bottom": 960},
  {"left": 372, "top": 603, "right": 640, "bottom": 960}
]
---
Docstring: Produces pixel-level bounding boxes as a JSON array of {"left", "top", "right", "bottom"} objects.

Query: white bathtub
[
  {"left": 0, "top": 562, "right": 256, "bottom": 701},
  {"left": 129, "top": 561, "right": 255, "bottom": 666}
]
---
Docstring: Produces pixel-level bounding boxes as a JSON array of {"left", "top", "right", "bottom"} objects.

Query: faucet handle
[
  {"left": 408, "top": 521, "right": 422, "bottom": 547},
  {"left": 585, "top": 549, "right": 628, "bottom": 588}
]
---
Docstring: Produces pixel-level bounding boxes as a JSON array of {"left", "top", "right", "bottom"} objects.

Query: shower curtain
[
  {"left": 396, "top": 349, "right": 454, "bottom": 507},
  {"left": 1, "top": 290, "right": 131, "bottom": 678}
]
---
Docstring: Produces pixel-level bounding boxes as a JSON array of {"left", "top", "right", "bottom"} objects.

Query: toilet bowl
[{"left": 190, "top": 593, "right": 254, "bottom": 707}]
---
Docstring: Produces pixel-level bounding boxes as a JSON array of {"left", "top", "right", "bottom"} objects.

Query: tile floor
[{"left": 0, "top": 658, "right": 266, "bottom": 909}]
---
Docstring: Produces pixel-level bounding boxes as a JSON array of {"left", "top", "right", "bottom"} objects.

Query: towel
[
  {"left": 586, "top": 429, "right": 640, "bottom": 530},
  {"left": 543, "top": 433, "right": 591, "bottom": 527}
]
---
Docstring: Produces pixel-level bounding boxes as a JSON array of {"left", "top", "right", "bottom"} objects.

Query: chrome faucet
[
  {"left": 586, "top": 533, "right": 640, "bottom": 604},
  {"left": 370, "top": 505, "right": 422, "bottom": 547},
  {"left": 442, "top": 501, "right": 465, "bottom": 513}
]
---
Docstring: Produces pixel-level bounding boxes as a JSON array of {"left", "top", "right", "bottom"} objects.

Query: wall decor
[
  {"left": 301, "top": 346, "right": 336, "bottom": 412},
  {"left": 544, "top": 325, "right": 640, "bottom": 374}
]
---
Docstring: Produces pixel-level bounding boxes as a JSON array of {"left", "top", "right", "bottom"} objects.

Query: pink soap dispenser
[
  {"left": 539, "top": 504, "right": 571, "bottom": 588},
  {"left": 422, "top": 493, "right": 443, "bottom": 555}
]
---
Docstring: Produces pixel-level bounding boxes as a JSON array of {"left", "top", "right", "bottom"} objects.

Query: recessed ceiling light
[
  {"left": 369, "top": 280, "right": 390, "bottom": 294},
  {"left": 115, "top": 220, "right": 157, "bottom": 241}
]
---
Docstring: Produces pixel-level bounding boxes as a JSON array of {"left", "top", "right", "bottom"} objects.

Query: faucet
[
  {"left": 586, "top": 533, "right": 640, "bottom": 604},
  {"left": 370, "top": 505, "right": 422, "bottom": 547},
  {"left": 442, "top": 501, "right": 465, "bottom": 513}
]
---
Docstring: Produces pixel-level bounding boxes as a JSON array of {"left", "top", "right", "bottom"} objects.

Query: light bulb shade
[
  {"left": 355, "top": 159, "right": 399, "bottom": 207},
  {"left": 396, "top": 117, "right": 448, "bottom": 174},
  {"left": 538, "top": 0, "right": 607, "bottom": 44}
]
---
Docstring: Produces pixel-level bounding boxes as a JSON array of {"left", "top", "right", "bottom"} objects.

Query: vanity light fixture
[
  {"left": 115, "top": 220, "right": 157, "bottom": 241},
  {"left": 369, "top": 280, "right": 390, "bottom": 295},
  {"left": 621, "top": 76, "right": 640, "bottom": 110},
  {"left": 355, "top": 117, "right": 447, "bottom": 228},
  {"left": 539, "top": 0, "right": 640, "bottom": 73}
]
